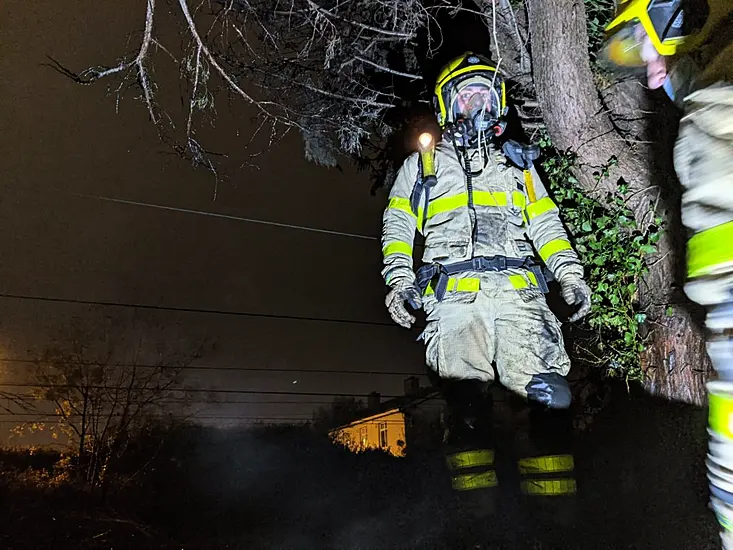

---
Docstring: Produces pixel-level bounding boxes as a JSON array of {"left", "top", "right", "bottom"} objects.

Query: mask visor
[
  {"left": 599, "top": 22, "right": 646, "bottom": 69},
  {"left": 450, "top": 82, "right": 500, "bottom": 127}
]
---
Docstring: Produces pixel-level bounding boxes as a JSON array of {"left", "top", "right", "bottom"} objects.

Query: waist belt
[{"left": 416, "top": 255, "right": 550, "bottom": 301}]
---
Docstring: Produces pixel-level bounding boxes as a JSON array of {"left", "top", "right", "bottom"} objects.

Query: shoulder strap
[{"left": 502, "top": 139, "right": 540, "bottom": 203}]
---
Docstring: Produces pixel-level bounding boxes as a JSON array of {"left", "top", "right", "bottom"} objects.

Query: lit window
[
  {"left": 360, "top": 426, "right": 368, "bottom": 447},
  {"left": 379, "top": 422, "right": 388, "bottom": 448}
]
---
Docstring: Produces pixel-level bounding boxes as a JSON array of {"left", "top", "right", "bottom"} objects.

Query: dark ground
[{"left": 0, "top": 386, "right": 720, "bottom": 550}]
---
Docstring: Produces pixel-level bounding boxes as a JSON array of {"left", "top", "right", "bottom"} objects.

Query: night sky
[{"left": 0, "top": 0, "right": 428, "bottom": 433}]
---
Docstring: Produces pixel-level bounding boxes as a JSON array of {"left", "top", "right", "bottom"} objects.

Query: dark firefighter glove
[
  {"left": 385, "top": 279, "right": 423, "bottom": 329},
  {"left": 558, "top": 273, "right": 592, "bottom": 323}
]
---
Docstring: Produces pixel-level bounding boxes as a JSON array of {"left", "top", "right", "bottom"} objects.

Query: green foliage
[
  {"left": 538, "top": 134, "right": 663, "bottom": 381},
  {"left": 585, "top": 0, "right": 616, "bottom": 58}
]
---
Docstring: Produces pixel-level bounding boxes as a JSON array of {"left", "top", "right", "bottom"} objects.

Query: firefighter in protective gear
[
  {"left": 382, "top": 52, "right": 591, "bottom": 410},
  {"left": 601, "top": 1, "right": 733, "bottom": 545}
]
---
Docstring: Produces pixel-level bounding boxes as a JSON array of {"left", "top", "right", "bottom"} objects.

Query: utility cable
[
  {"left": 0, "top": 292, "right": 406, "bottom": 328},
  {"left": 0, "top": 357, "right": 427, "bottom": 377}
]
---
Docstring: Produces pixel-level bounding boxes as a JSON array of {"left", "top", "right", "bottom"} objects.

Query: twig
[
  {"left": 302, "top": 2, "right": 415, "bottom": 38},
  {"left": 354, "top": 56, "right": 422, "bottom": 80}
]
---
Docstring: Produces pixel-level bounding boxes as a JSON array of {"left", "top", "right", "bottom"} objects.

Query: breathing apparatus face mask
[{"left": 448, "top": 82, "right": 502, "bottom": 148}]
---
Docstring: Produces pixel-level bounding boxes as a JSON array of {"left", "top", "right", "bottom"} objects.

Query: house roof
[{"left": 329, "top": 389, "right": 442, "bottom": 433}]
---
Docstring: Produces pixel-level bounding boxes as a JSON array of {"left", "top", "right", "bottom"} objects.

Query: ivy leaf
[{"left": 639, "top": 244, "right": 656, "bottom": 255}]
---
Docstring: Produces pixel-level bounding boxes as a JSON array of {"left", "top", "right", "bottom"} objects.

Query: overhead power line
[
  {"left": 0, "top": 383, "right": 406, "bottom": 399},
  {"left": 0, "top": 413, "right": 313, "bottom": 419},
  {"left": 75, "top": 194, "right": 379, "bottom": 241},
  {"left": 0, "top": 293, "right": 404, "bottom": 328},
  {"left": 0, "top": 414, "right": 404, "bottom": 425},
  {"left": 2, "top": 394, "right": 370, "bottom": 406},
  {"left": 0, "top": 357, "right": 427, "bottom": 377},
  {"left": 0, "top": 417, "right": 313, "bottom": 424},
  {"left": 73, "top": 194, "right": 424, "bottom": 249}
]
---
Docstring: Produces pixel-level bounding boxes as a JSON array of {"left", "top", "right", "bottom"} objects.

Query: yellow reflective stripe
[
  {"left": 386, "top": 197, "right": 424, "bottom": 232},
  {"left": 452, "top": 470, "right": 498, "bottom": 491},
  {"left": 387, "top": 197, "right": 415, "bottom": 218},
  {"left": 446, "top": 449, "right": 494, "bottom": 470},
  {"left": 709, "top": 391, "right": 733, "bottom": 440},
  {"left": 427, "top": 194, "right": 468, "bottom": 218},
  {"left": 509, "top": 273, "right": 539, "bottom": 290},
  {"left": 382, "top": 242, "right": 412, "bottom": 258},
  {"left": 473, "top": 191, "right": 508, "bottom": 207},
  {"left": 716, "top": 509, "right": 733, "bottom": 532},
  {"left": 436, "top": 63, "right": 499, "bottom": 88},
  {"left": 539, "top": 239, "right": 573, "bottom": 262},
  {"left": 688, "top": 221, "right": 733, "bottom": 279},
  {"left": 526, "top": 197, "right": 558, "bottom": 220},
  {"left": 425, "top": 277, "right": 480, "bottom": 295},
  {"left": 521, "top": 479, "right": 577, "bottom": 496},
  {"left": 508, "top": 274, "right": 528, "bottom": 289},
  {"left": 518, "top": 455, "right": 574, "bottom": 475},
  {"left": 424, "top": 191, "right": 521, "bottom": 220},
  {"left": 512, "top": 191, "right": 527, "bottom": 209}
]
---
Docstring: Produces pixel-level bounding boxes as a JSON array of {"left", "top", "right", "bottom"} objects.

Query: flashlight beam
[
  {"left": 418, "top": 132, "right": 433, "bottom": 149},
  {"left": 73, "top": 194, "right": 379, "bottom": 241}
]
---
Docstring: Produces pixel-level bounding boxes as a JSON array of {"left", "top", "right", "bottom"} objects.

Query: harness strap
[{"left": 416, "top": 255, "right": 549, "bottom": 301}]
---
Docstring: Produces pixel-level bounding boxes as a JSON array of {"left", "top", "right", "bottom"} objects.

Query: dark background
[{"left": 0, "top": 0, "right": 433, "bottom": 438}]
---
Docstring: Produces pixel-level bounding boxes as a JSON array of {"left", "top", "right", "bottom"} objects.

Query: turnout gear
[
  {"left": 381, "top": 58, "right": 587, "bottom": 406},
  {"left": 603, "top": 2, "right": 733, "bottom": 545}
]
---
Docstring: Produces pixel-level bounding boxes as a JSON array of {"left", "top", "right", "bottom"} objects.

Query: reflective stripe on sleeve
[
  {"left": 382, "top": 242, "right": 413, "bottom": 258},
  {"left": 526, "top": 197, "right": 558, "bottom": 220},
  {"left": 539, "top": 239, "right": 573, "bottom": 262},
  {"left": 688, "top": 220, "right": 733, "bottom": 279}
]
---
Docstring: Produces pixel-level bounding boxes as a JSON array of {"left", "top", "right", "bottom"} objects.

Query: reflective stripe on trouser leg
[
  {"left": 703, "top": 303, "right": 733, "bottom": 538},
  {"left": 519, "top": 454, "right": 576, "bottom": 496},
  {"left": 445, "top": 449, "right": 497, "bottom": 492},
  {"left": 708, "top": 380, "right": 733, "bottom": 540}
]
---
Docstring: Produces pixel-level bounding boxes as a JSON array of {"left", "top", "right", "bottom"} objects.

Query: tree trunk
[{"left": 525, "top": 0, "right": 712, "bottom": 404}]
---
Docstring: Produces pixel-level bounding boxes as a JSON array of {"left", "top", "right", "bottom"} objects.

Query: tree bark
[{"left": 525, "top": 0, "right": 711, "bottom": 404}]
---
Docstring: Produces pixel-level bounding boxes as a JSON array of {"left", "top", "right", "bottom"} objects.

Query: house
[{"left": 328, "top": 377, "right": 445, "bottom": 457}]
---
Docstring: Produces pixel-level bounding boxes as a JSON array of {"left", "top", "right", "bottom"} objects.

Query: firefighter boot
[
  {"left": 441, "top": 379, "right": 498, "bottom": 518},
  {"left": 513, "top": 398, "right": 579, "bottom": 533}
]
